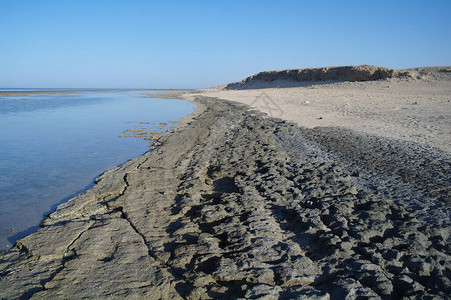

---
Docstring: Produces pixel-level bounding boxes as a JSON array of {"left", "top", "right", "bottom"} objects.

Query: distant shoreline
[
  {"left": 0, "top": 90, "right": 82, "bottom": 96},
  {"left": 0, "top": 89, "right": 194, "bottom": 97}
]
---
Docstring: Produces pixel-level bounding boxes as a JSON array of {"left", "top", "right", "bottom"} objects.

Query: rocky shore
[{"left": 1, "top": 94, "right": 450, "bottom": 299}]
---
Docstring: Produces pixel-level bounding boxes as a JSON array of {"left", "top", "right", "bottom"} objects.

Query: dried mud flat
[{"left": 1, "top": 95, "right": 450, "bottom": 299}]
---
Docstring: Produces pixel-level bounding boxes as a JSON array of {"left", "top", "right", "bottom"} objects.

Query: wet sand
[{"left": 0, "top": 67, "right": 450, "bottom": 299}]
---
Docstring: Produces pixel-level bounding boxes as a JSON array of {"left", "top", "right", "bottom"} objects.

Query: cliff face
[{"left": 226, "top": 65, "right": 418, "bottom": 89}]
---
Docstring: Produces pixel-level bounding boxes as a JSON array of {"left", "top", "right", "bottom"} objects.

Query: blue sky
[{"left": 0, "top": 0, "right": 450, "bottom": 88}]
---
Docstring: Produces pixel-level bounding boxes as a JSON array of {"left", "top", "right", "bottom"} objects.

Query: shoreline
[
  {"left": 1, "top": 94, "right": 450, "bottom": 298},
  {"left": 0, "top": 89, "right": 195, "bottom": 99},
  {"left": 0, "top": 89, "right": 193, "bottom": 96},
  {"left": 0, "top": 92, "right": 197, "bottom": 251},
  {"left": 0, "top": 91, "right": 83, "bottom": 97}
]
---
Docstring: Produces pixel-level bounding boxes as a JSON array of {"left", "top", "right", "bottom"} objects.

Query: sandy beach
[
  {"left": 189, "top": 66, "right": 451, "bottom": 153},
  {"left": 0, "top": 66, "right": 450, "bottom": 299}
]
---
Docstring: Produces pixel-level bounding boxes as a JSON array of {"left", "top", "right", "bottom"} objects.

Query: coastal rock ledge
[
  {"left": 0, "top": 97, "right": 450, "bottom": 299},
  {"left": 226, "top": 65, "right": 418, "bottom": 89}
]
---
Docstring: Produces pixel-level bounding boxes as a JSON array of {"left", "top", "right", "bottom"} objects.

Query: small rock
[
  {"left": 340, "top": 241, "right": 353, "bottom": 252},
  {"left": 244, "top": 284, "right": 281, "bottom": 299},
  {"left": 63, "top": 249, "right": 77, "bottom": 260}
]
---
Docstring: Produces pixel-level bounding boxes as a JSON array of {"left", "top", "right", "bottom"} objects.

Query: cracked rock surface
[{"left": 1, "top": 97, "right": 450, "bottom": 299}]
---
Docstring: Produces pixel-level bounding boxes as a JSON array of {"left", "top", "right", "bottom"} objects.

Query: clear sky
[{"left": 1, "top": 0, "right": 450, "bottom": 89}]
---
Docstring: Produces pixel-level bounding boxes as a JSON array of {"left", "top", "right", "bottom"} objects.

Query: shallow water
[{"left": 0, "top": 91, "right": 195, "bottom": 250}]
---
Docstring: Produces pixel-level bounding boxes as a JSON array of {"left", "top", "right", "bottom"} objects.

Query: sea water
[{"left": 0, "top": 91, "right": 195, "bottom": 250}]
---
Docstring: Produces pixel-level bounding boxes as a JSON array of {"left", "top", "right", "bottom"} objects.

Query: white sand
[{"left": 187, "top": 75, "right": 451, "bottom": 153}]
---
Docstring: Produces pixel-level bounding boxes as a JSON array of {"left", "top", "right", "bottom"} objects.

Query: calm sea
[{"left": 0, "top": 90, "right": 195, "bottom": 250}]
